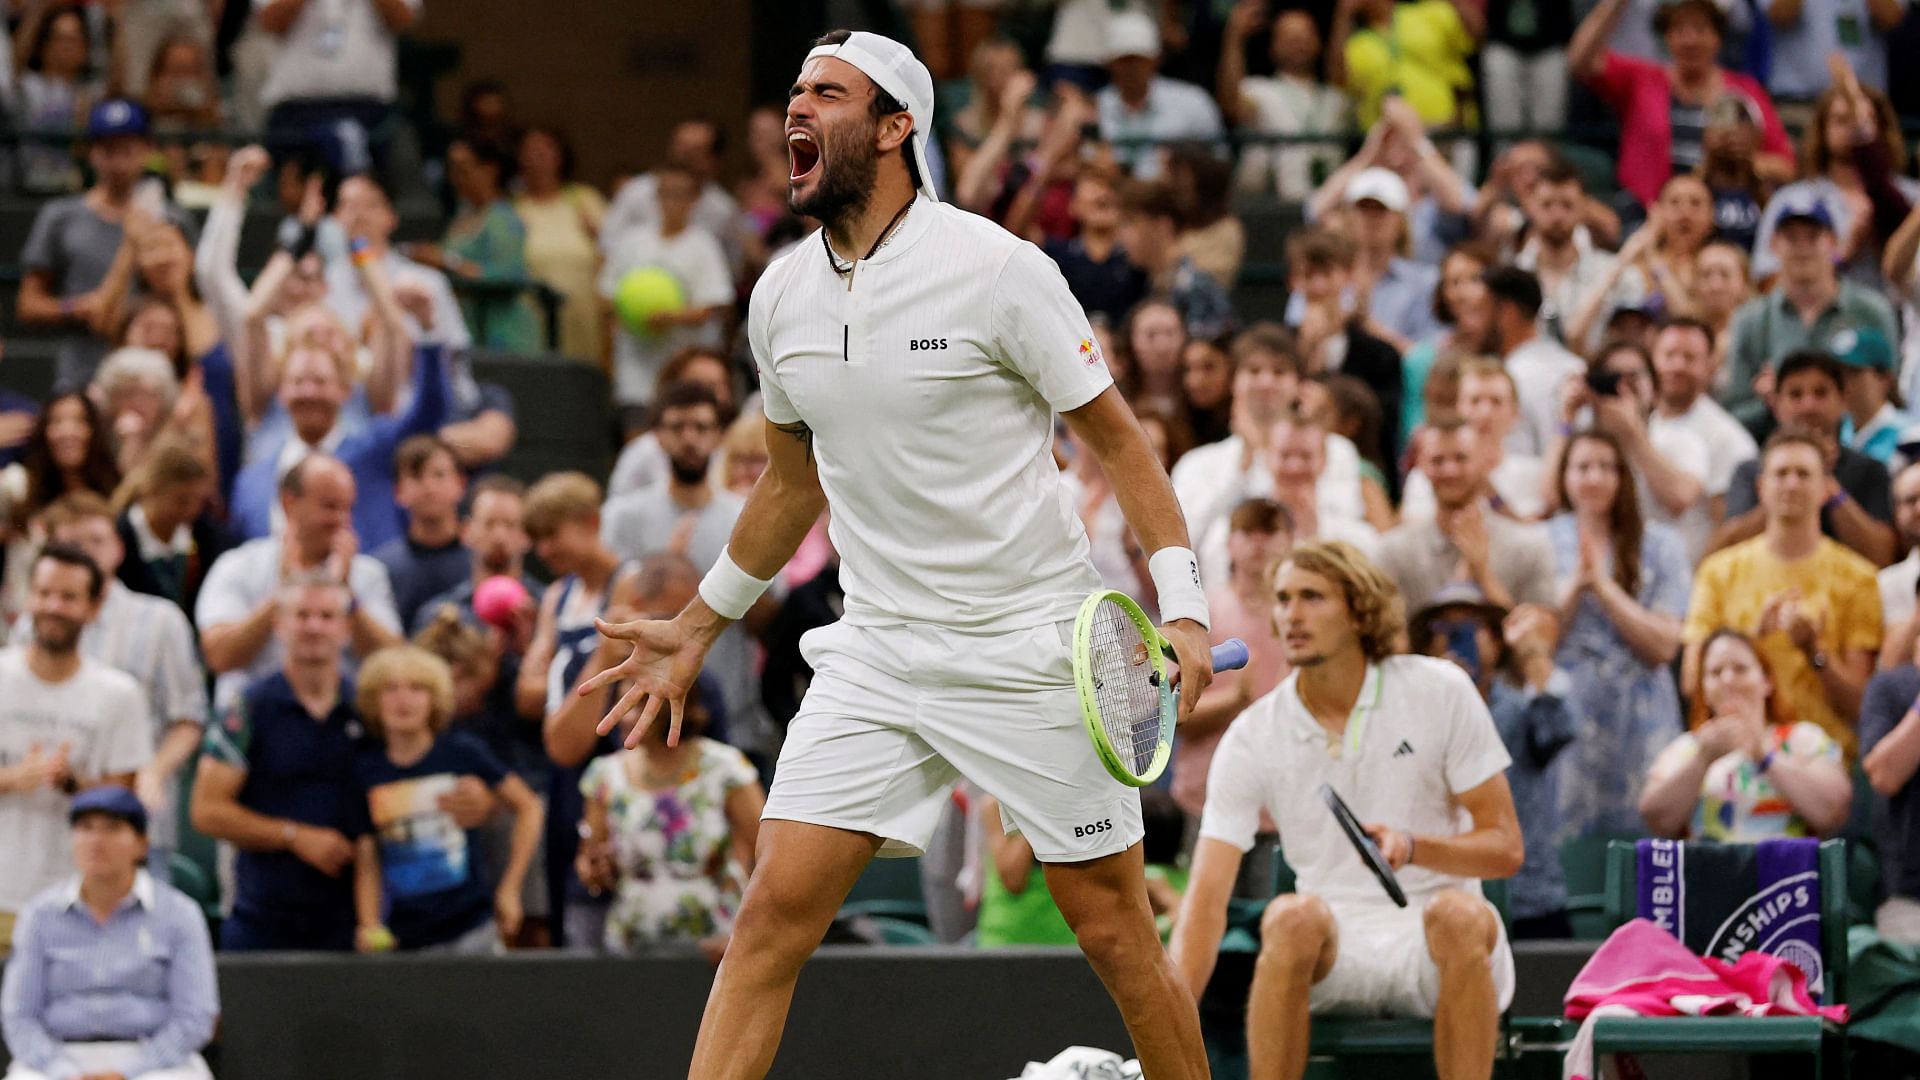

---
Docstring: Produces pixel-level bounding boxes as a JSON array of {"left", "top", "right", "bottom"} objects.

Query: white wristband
[
  {"left": 698, "top": 548, "right": 774, "bottom": 621},
  {"left": 1148, "top": 546, "right": 1210, "bottom": 630}
]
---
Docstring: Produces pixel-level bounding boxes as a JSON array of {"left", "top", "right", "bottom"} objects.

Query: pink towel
[{"left": 1560, "top": 919, "right": 1847, "bottom": 1080}]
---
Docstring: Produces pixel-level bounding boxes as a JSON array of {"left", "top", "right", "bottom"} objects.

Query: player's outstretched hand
[
  {"left": 583, "top": 615, "right": 713, "bottom": 749},
  {"left": 1161, "top": 618, "right": 1215, "bottom": 727}
]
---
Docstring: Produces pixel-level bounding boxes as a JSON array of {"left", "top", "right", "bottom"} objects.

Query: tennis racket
[
  {"left": 1072, "top": 589, "right": 1250, "bottom": 787},
  {"left": 1320, "top": 783, "right": 1409, "bottom": 907}
]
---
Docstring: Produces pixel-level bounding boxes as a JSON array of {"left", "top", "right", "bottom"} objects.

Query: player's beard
[{"left": 791, "top": 118, "right": 879, "bottom": 229}]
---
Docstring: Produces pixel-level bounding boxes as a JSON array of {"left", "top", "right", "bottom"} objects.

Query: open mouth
[{"left": 789, "top": 131, "right": 821, "bottom": 182}]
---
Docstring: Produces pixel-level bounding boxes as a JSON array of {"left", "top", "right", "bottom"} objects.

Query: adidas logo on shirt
[{"left": 1392, "top": 740, "right": 1415, "bottom": 758}]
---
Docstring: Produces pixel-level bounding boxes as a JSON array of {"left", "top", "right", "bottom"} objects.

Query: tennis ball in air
[{"left": 614, "top": 267, "right": 686, "bottom": 336}]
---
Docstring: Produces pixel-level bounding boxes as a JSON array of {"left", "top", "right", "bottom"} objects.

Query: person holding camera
[{"left": 1539, "top": 339, "right": 1711, "bottom": 532}]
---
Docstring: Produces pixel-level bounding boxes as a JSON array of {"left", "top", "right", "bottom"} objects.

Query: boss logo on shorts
[
  {"left": 1074, "top": 818, "right": 1114, "bottom": 838},
  {"left": 908, "top": 338, "right": 949, "bottom": 351}
]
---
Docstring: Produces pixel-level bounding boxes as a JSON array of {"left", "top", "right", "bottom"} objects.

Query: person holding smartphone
[{"left": 1410, "top": 585, "right": 1578, "bottom": 938}]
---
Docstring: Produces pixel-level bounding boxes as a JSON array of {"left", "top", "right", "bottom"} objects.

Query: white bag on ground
[{"left": 1007, "top": 1046, "right": 1143, "bottom": 1080}]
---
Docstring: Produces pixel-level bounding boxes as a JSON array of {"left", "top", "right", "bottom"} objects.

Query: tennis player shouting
[
  {"left": 584, "top": 29, "right": 1214, "bottom": 1080},
  {"left": 1169, "top": 541, "right": 1525, "bottom": 1080}
]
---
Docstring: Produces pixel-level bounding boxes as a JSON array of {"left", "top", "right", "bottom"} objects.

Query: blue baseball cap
[
  {"left": 69, "top": 784, "right": 148, "bottom": 834},
  {"left": 1774, "top": 192, "right": 1836, "bottom": 232},
  {"left": 1830, "top": 326, "right": 1896, "bottom": 372},
  {"left": 87, "top": 99, "right": 149, "bottom": 140}
]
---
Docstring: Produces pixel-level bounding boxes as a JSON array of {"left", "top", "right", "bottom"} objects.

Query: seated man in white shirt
[
  {"left": 1645, "top": 316, "right": 1759, "bottom": 564},
  {"left": 1171, "top": 539, "right": 1524, "bottom": 1080},
  {"left": 600, "top": 119, "right": 744, "bottom": 278},
  {"left": 1218, "top": 7, "right": 1352, "bottom": 201},
  {"left": 599, "top": 164, "right": 735, "bottom": 431},
  {"left": 1483, "top": 265, "right": 1585, "bottom": 458},
  {"left": 1175, "top": 324, "right": 1368, "bottom": 583},
  {"left": 1259, "top": 416, "right": 1379, "bottom": 558},
  {"left": 1403, "top": 360, "right": 1546, "bottom": 520}
]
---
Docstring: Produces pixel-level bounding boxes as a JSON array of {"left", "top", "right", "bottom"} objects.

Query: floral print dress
[
  {"left": 1547, "top": 515, "right": 1692, "bottom": 839},
  {"left": 580, "top": 738, "right": 758, "bottom": 953}
]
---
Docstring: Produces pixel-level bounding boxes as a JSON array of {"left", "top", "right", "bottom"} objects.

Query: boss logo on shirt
[
  {"left": 1074, "top": 818, "right": 1114, "bottom": 838},
  {"left": 908, "top": 338, "right": 949, "bottom": 351}
]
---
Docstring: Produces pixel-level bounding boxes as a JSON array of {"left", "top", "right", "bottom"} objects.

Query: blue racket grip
[{"left": 1212, "top": 639, "right": 1250, "bottom": 672}]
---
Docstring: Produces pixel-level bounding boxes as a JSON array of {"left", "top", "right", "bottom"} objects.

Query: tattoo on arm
[{"left": 772, "top": 419, "right": 814, "bottom": 465}]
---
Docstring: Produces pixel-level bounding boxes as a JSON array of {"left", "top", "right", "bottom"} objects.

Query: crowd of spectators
[{"left": 12, "top": 0, "right": 1920, "bottom": 1071}]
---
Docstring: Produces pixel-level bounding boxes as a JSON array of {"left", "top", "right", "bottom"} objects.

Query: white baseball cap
[
  {"left": 805, "top": 31, "right": 940, "bottom": 203},
  {"left": 1345, "top": 167, "right": 1410, "bottom": 212},
  {"left": 1104, "top": 12, "right": 1162, "bottom": 62}
]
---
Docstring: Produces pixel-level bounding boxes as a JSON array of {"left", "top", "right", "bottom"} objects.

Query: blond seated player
[{"left": 1171, "top": 540, "right": 1525, "bottom": 1080}]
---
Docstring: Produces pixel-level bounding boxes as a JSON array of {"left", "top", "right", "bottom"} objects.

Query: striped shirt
[
  {"left": 0, "top": 871, "right": 217, "bottom": 1079},
  {"left": 10, "top": 582, "right": 209, "bottom": 851}
]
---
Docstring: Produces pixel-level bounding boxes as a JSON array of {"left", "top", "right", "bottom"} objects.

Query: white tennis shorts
[
  {"left": 1308, "top": 894, "right": 1516, "bottom": 1018},
  {"left": 762, "top": 619, "right": 1144, "bottom": 862}
]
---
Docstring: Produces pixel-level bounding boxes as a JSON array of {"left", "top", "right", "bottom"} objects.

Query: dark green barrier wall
[
  {"left": 2, "top": 948, "right": 1130, "bottom": 1079},
  {"left": 0, "top": 943, "right": 1608, "bottom": 1078}
]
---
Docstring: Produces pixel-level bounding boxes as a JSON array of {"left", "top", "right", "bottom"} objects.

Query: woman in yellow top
[
  {"left": 513, "top": 126, "right": 608, "bottom": 365},
  {"left": 1330, "top": 0, "right": 1485, "bottom": 130}
]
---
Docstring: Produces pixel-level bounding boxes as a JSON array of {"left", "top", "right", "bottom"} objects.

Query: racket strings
[{"left": 1089, "top": 601, "right": 1165, "bottom": 775}]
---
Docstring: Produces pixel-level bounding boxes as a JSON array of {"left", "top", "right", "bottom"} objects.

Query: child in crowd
[{"left": 353, "top": 645, "right": 545, "bottom": 953}]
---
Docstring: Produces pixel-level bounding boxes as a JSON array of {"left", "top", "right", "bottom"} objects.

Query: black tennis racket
[{"left": 1319, "top": 783, "right": 1408, "bottom": 908}]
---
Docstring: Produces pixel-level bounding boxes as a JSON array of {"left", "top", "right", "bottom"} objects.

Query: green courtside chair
[
  {"left": 1301, "top": 878, "right": 1514, "bottom": 1076},
  {"left": 838, "top": 855, "right": 930, "bottom": 926},
  {"left": 1210, "top": 851, "right": 1515, "bottom": 1079},
  {"left": 1561, "top": 833, "right": 1637, "bottom": 940},
  {"left": 1591, "top": 839, "right": 1850, "bottom": 1078}
]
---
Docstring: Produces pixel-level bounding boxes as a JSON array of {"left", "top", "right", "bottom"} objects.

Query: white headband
[{"left": 805, "top": 38, "right": 939, "bottom": 202}]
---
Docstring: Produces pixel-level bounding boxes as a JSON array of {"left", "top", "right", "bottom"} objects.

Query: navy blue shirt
[
  {"left": 353, "top": 731, "right": 509, "bottom": 949},
  {"left": 1860, "top": 666, "right": 1920, "bottom": 901},
  {"left": 1042, "top": 235, "right": 1146, "bottom": 328},
  {"left": 1712, "top": 186, "right": 1763, "bottom": 253},
  {"left": 373, "top": 535, "right": 472, "bottom": 630},
  {"left": 203, "top": 673, "right": 370, "bottom": 936}
]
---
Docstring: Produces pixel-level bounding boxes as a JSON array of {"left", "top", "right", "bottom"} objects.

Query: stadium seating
[
  {"left": 1593, "top": 839, "right": 1851, "bottom": 1078},
  {"left": 468, "top": 351, "right": 614, "bottom": 483}
]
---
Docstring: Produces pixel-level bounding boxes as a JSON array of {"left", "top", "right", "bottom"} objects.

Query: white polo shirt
[
  {"left": 254, "top": 0, "right": 419, "bottom": 109},
  {"left": 750, "top": 197, "right": 1109, "bottom": 632},
  {"left": 1649, "top": 395, "right": 1758, "bottom": 565},
  {"left": 1172, "top": 431, "right": 1369, "bottom": 586},
  {"left": 1198, "top": 655, "right": 1512, "bottom": 907}
]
